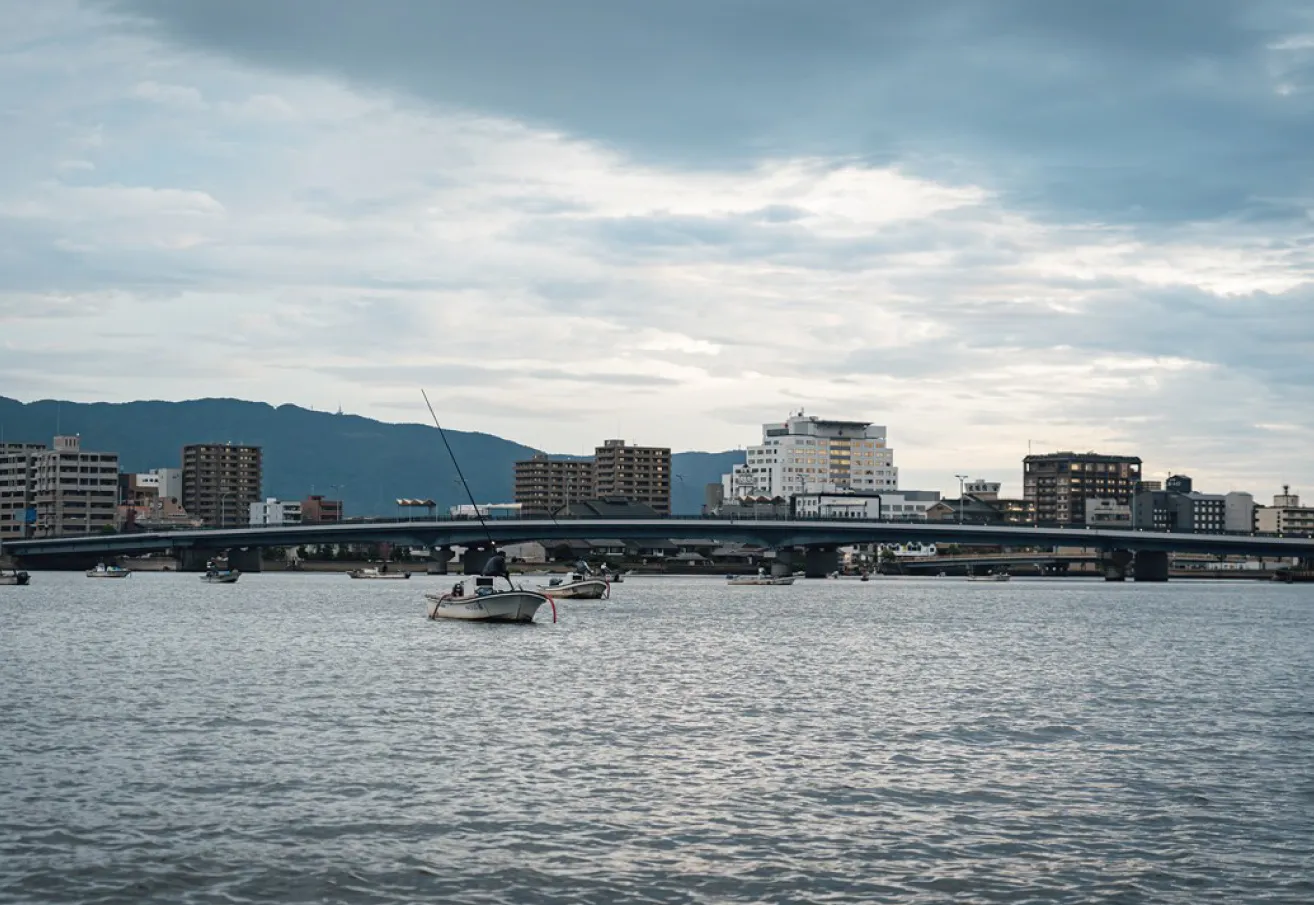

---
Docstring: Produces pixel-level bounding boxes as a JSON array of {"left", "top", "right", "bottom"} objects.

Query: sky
[{"left": 2, "top": 0, "right": 1313, "bottom": 498}]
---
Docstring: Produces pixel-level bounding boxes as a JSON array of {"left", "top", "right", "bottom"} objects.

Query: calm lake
[{"left": 2, "top": 573, "right": 1312, "bottom": 903}]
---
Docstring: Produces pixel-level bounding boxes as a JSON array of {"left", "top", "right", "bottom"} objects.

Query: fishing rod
[{"left": 420, "top": 389, "right": 507, "bottom": 586}]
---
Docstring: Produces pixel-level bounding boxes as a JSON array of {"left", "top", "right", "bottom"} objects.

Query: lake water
[{"left": 2, "top": 572, "right": 1312, "bottom": 904}]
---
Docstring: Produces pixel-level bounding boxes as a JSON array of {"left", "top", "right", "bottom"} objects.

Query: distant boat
[
  {"left": 727, "top": 568, "right": 795, "bottom": 586},
  {"left": 201, "top": 560, "right": 241, "bottom": 584},
  {"left": 967, "top": 571, "right": 1011, "bottom": 582},
  {"left": 86, "top": 563, "right": 130, "bottom": 578},
  {"left": 427, "top": 576, "right": 553, "bottom": 623},
  {"left": 347, "top": 566, "right": 411, "bottom": 580},
  {"left": 1, "top": 567, "right": 30, "bottom": 586},
  {"left": 540, "top": 561, "right": 611, "bottom": 599}
]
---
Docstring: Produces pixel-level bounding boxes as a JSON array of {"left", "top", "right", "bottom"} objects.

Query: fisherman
[{"left": 481, "top": 550, "right": 511, "bottom": 585}]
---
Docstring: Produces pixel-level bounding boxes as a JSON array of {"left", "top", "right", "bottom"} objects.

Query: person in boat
[
  {"left": 451, "top": 580, "right": 463, "bottom": 598},
  {"left": 482, "top": 550, "right": 511, "bottom": 586}
]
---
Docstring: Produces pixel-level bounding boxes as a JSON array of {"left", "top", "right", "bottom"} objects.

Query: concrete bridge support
[
  {"left": 461, "top": 545, "right": 497, "bottom": 575},
  {"left": 770, "top": 560, "right": 793, "bottom": 578},
  {"left": 1133, "top": 550, "right": 1170, "bottom": 582},
  {"left": 1102, "top": 549, "right": 1133, "bottom": 582},
  {"left": 427, "top": 546, "right": 453, "bottom": 575},
  {"left": 177, "top": 549, "right": 210, "bottom": 572},
  {"left": 805, "top": 547, "right": 840, "bottom": 579},
  {"left": 227, "top": 548, "right": 263, "bottom": 573}
]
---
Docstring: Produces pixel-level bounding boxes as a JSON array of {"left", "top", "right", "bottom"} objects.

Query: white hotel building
[{"left": 723, "top": 412, "right": 898, "bottom": 499}]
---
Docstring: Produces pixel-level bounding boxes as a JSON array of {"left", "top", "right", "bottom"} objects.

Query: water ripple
[{"left": 2, "top": 573, "right": 1313, "bottom": 903}]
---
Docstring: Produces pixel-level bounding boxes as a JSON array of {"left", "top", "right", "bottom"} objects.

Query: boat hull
[
  {"left": 426, "top": 590, "right": 548, "bottom": 622},
  {"left": 201, "top": 571, "right": 241, "bottom": 583},
  {"left": 0, "top": 572, "right": 30, "bottom": 586},
  {"left": 86, "top": 570, "right": 130, "bottom": 578},
  {"left": 540, "top": 579, "right": 610, "bottom": 599},
  {"left": 348, "top": 571, "right": 410, "bottom": 579}
]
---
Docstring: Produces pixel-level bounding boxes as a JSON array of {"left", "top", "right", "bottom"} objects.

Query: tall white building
[{"left": 723, "top": 412, "right": 897, "bottom": 499}]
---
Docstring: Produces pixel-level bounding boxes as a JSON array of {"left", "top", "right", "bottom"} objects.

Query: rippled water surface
[{"left": 3, "top": 572, "right": 1313, "bottom": 903}]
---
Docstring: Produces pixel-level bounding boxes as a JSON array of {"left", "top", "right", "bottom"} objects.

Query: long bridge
[{"left": 6, "top": 518, "right": 1314, "bottom": 581}]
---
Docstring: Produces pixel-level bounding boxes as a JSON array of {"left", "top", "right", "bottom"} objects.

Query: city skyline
[{"left": 3, "top": 2, "right": 1313, "bottom": 499}]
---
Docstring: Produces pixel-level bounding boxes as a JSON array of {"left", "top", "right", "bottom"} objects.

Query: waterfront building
[
  {"left": 30, "top": 436, "right": 120, "bottom": 537},
  {"left": 592, "top": 440, "right": 671, "bottom": 516},
  {"left": 964, "top": 479, "right": 1001, "bottom": 501},
  {"left": 1084, "top": 498, "right": 1132, "bottom": 526},
  {"left": 1255, "top": 487, "right": 1314, "bottom": 534},
  {"left": 301, "top": 494, "right": 344, "bottom": 524},
  {"left": 182, "top": 443, "right": 263, "bottom": 529},
  {"left": 249, "top": 497, "right": 302, "bottom": 527},
  {"left": 1132, "top": 490, "right": 1227, "bottom": 533},
  {"left": 1224, "top": 491, "right": 1256, "bottom": 533},
  {"left": 793, "top": 489, "right": 940, "bottom": 520},
  {"left": 1023, "top": 452, "right": 1142, "bottom": 526},
  {"left": 0, "top": 442, "right": 45, "bottom": 541},
  {"left": 513, "top": 454, "right": 595, "bottom": 516},
  {"left": 723, "top": 412, "right": 897, "bottom": 500}
]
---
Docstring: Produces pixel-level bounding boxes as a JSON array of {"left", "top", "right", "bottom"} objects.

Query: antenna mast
[{"left": 420, "top": 389, "right": 495, "bottom": 549}]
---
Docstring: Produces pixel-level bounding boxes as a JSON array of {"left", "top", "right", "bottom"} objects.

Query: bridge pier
[
  {"left": 461, "top": 545, "right": 497, "bottom": 575},
  {"left": 228, "top": 548, "right": 263, "bottom": 574},
  {"left": 1102, "top": 549, "right": 1133, "bottom": 582},
  {"left": 427, "top": 546, "right": 453, "bottom": 575},
  {"left": 177, "top": 549, "right": 210, "bottom": 572},
  {"left": 804, "top": 547, "right": 840, "bottom": 579},
  {"left": 1133, "top": 550, "right": 1170, "bottom": 582}
]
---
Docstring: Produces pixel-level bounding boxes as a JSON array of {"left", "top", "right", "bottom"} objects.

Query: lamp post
[{"left": 955, "top": 474, "right": 968, "bottom": 525}]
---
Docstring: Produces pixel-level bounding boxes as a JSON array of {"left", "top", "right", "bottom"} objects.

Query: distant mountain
[{"left": 0, "top": 397, "right": 743, "bottom": 516}]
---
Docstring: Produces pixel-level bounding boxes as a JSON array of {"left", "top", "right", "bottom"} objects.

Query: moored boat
[
  {"left": 347, "top": 566, "right": 411, "bottom": 580},
  {"left": 1, "top": 568, "right": 30, "bottom": 586},
  {"left": 427, "top": 575, "right": 554, "bottom": 623},
  {"left": 727, "top": 568, "right": 795, "bottom": 586},
  {"left": 201, "top": 560, "right": 241, "bottom": 583},
  {"left": 540, "top": 562, "right": 610, "bottom": 599},
  {"left": 86, "top": 562, "right": 131, "bottom": 578},
  {"left": 967, "top": 570, "right": 1011, "bottom": 582}
]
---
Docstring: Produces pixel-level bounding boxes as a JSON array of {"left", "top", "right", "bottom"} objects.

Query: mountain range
[{"left": 0, "top": 397, "right": 742, "bottom": 517}]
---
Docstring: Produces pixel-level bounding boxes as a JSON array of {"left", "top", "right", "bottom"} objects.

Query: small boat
[
  {"left": 1, "top": 567, "right": 30, "bottom": 586},
  {"left": 967, "top": 570, "right": 1011, "bottom": 582},
  {"left": 86, "top": 562, "right": 131, "bottom": 578},
  {"left": 201, "top": 560, "right": 241, "bottom": 583},
  {"left": 347, "top": 566, "right": 411, "bottom": 580},
  {"left": 540, "top": 562, "right": 610, "bottom": 599},
  {"left": 727, "top": 568, "right": 795, "bottom": 586},
  {"left": 427, "top": 575, "right": 553, "bottom": 623}
]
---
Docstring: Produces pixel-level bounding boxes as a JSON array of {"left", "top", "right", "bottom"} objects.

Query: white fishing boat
[
  {"left": 967, "top": 570, "right": 1011, "bottom": 582},
  {"left": 86, "top": 562, "right": 131, "bottom": 578},
  {"left": 1, "top": 567, "right": 30, "bottom": 586},
  {"left": 540, "top": 562, "right": 611, "bottom": 599},
  {"left": 347, "top": 565, "right": 411, "bottom": 580},
  {"left": 726, "top": 568, "right": 795, "bottom": 586},
  {"left": 426, "top": 575, "right": 554, "bottom": 623},
  {"left": 201, "top": 561, "right": 241, "bottom": 583}
]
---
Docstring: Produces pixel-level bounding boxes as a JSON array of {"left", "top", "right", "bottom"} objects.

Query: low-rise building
[
  {"left": 1085, "top": 498, "right": 1132, "bottom": 526},
  {"left": 301, "top": 495, "right": 344, "bottom": 524},
  {"left": 1256, "top": 487, "right": 1314, "bottom": 534},
  {"left": 249, "top": 497, "right": 302, "bottom": 527},
  {"left": 793, "top": 490, "right": 941, "bottom": 520},
  {"left": 449, "top": 503, "right": 522, "bottom": 519}
]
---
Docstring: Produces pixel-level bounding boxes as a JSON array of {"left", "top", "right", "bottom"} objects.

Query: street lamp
[{"left": 955, "top": 474, "right": 968, "bottom": 525}]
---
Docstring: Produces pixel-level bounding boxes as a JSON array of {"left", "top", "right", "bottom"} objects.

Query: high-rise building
[
  {"left": 513, "top": 454, "right": 595, "bottom": 515},
  {"left": 301, "top": 495, "right": 344, "bottom": 524},
  {"left": 182, "top": 443, "right": 263, "bottom": 528},
  {"left": 0, "top": 442, "right": 44, "bottom": 541},
  {"left": 30, "top": 436, "right": 120, "bottom": 537},
  {"left": 593, "top": 440, "right": 671, "bottom": 516},
  {"left": 722, "top": 412, "right": 897, "bottom": 499},
  {"left": 1023, "top": 451, "right": 1142, "bottom": 526}
]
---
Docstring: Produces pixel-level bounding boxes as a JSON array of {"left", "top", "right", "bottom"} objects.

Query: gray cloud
[{"left": 96, "top": 0, "right": 1314, "bottom": 228}]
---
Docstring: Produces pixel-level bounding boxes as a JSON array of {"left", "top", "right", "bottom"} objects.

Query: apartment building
[
  {"left": 723, "top": 412, "right": 897, "bottom": 499},
  {"left": 0, "top": 442, "right": 44, "bottom": 541},
  {"left": 1256, "top": 487, "right": 1314, "bottom": 534},
  {"left": 1023, "top": 452, "right": 1142, "bottom": 526},
  {"left": 249, "top": 497, "right": 301, "bottom": 527},
  {"left": 182, "top": 443, "right": 263, "bottom": 528},
  {"left": 513, "top": 454, "right": 595, "bottom": 515},
  {"left": 593, "top": 439, "right": 671, "bottom": 516},
  {"left": 29, "top": 436, "right": 120, "bottom": 537}
]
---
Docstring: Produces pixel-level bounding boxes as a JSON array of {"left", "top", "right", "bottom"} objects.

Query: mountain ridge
[{"left": 0, "top": 396, "right": 743, "bottom": 516}]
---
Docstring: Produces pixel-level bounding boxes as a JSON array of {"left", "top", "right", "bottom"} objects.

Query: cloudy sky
[{"left": 3, "top": 1, "right": 1313, "bottom": 497}]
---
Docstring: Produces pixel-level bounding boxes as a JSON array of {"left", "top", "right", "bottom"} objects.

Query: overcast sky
[{"left": 2, "top": 1, "right": 1313, "bottom": 497}]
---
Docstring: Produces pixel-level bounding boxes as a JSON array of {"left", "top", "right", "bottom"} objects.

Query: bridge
[{"left": 6, "top": 518, "right": 1314, "bottom": 581}]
